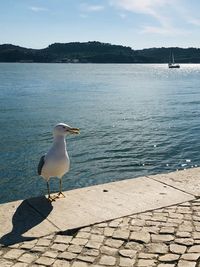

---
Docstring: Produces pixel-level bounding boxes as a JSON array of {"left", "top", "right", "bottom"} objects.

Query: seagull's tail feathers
[{"left": 37, "top": 154, "right": 46, "bottom": 175}]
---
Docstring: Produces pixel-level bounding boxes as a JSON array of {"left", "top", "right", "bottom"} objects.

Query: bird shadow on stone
[{"left": 0, "top": 196, "right": 53, "bottom": 246}]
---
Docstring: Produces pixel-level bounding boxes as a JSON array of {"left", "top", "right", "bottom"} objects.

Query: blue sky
[{"left": 0, "top": 0, "right": 200, "bottom": 49}]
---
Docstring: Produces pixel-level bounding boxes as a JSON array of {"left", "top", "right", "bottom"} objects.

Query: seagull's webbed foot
[
  {"left": 48, "top": 195, "right": 57, "bottom": 202},
  {"left": 57, "top": 191, "right": 66, "bottom": 198}
]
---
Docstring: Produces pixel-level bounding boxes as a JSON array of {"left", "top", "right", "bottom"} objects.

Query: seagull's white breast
[{"left": 41, "top": 139, "right": 70, "bottom": 180}]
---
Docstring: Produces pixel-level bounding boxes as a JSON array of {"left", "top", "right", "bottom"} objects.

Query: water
[{"left": 1, "top": 63, "right": 200, "bottom": 204}]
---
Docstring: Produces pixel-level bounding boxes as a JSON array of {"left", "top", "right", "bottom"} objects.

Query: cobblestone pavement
[{"left": 2, "top": 198, "right": 200, "bottom": 267}]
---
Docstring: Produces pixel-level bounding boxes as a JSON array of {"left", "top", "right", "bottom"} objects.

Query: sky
[{"left": 0, "top": 0, "right": 200, "bottom": 49}]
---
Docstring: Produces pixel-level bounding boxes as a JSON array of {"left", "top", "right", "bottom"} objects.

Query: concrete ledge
[
  {"left": 148, "top": 167, "right": 200, "bottom": 197},
  {"left": 1, "top": 168, "right": 198, "bottom": 246}
]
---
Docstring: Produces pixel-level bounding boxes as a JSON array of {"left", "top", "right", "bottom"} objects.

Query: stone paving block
[
  {"left": 44, "top": 234, "right": 55, "bottom": 240},
  {"left": 119, "top": 256, "right": 135, "bottom": 266},
  {"left": 174, "top": 238, "right": 194, "bottom": 246},
  {"left": 168, "top": 213, "right": 183, "bottom": 220},
  {"left": 76, "top": 232, "right": 90, "bottom": 239},
  {"left": 169, "top": 244, "right": 187, "bottom": 254},
  {"left": 177, "top": 260, "right": 196, "bottom": 267},
  {"left": 151, "top": 234, "right": 174, "bottom": 243},
  {"left": 125, "top": 242, "right": 144, "bottom": 251},
  {"left": 3, "top": 249, "right": 25, "bottom": 260},
  {"left": 109, "top": 219, "right": 122, "bottom": 228},
  {"left": 28, "top": 264, "right": 46, "bottom": 267},
  {"left": 58, "top": 251, "right": 77, "bottom": 260},
  {"left": 181, "top": 253, "right": 200, "bottom": 261},
  {"left": 72, "top": 262, "right": 90, "bottom": 267},
  {"left": 142, "top": 226, "right": 159, "bottom": 234},
  {"left": 104, "top": 227, "right": 115, "bottom": 237},
  {"left": 53, "top": 259, "right": 70, "bottom": 267},
  {"left": 35, "top": 256, "right": 55, "bottom": 266},
  {"left": 176, "top": 231, "right": 191, "bottom": 238},
  {"left": 131, "top": 219, "right": 146, "bottom": 226},
  {"left": 12, "top": 263, "right": 28, "bottom": 267},
  {"left": 151, "top": 216, "right": 167, "bottom": 223},
  {"left": 160, "top": 227, "right": 175, "bottom": 234},
  {"left": 100, "top": 246, "right": 118, "bottom": 256},
  {"left": 31, "top": 246, "right": 47, "bottom": 253},
  {"left": 145, "top": 243, "right": 169, "bottom": 254},
  {"left": 20, "top": 242, "right": 36, "bottom": 250},
  {"left": 8, "top": 244, "right": 21, "bottom": 249},
  {"left": 157, "top": 264, "right": 176, "bottom": 267},
  {"left": 188, "top": 245, "right": 200, "bottom": 253},
  {"left": 137, "top": 259, "right": 157, "bottom": 266},
  {"left": 158, "top": 253, "right": 180, "bottom": 262},
  {"left": 51, "top": 243, "right": 69, "bottom": 252},
  {"left": 104, "top": 238, "right": 124, "bottom": 248},
  {"left": 99, "top": 255, "right": 116, "bottom": 266},
  {"left": 81, "top": 248, "right": 99, "bottom": 257},
  {"left": 77, "top": 255, "right": 96, "bottom": 263},
  {"left": 85, "top": 240, "right": 101, "bottom": 249},
  {"left": 192, "top": 232, "right": 200, "bottom": 239},
  {"left": 130, "top": 226, "right": 142, "bottom": 232},
  {"left": 68, "top": 244, "right": 83, "bottom": 253},
  {"left": 130, "top": 231, "right": 150, "bottom": 243},
  {"left": 0, "top": 259, "right": 15, "bottom": 267},
  {"left": 90, "top": 234, "right": 104, "bottom": 242},
  {"left": 138, "top": 253, "right": 158, "bottom": 259},
  {"left": 91, "top": 227, "right": 104, "bottom": 235},
  {"left": 96, "top": 222, "right": 108, "bottom": 228},
  {"left": 112, "top": 229, "right": 130, "bottom": 240},
  {"left": 37, "top": 239, "right": 52, "bottom": 247},
  {"left": 18, "top": 253, "right": 37, "bottom": 263},
  {"left": 70, "top": 238, "right": 88, "bottom": 246},
  {"left": 178, "top": 226, "right": 193, "bottom": 232},
  {"left": 42, "top": 250, "right": 59, "bottom": 258},
  {"left": 119, "top": 249, "right": 137, "bottom": 258},
  {"left": 54, "top": 235, "right": 73, "bottom": 244}
]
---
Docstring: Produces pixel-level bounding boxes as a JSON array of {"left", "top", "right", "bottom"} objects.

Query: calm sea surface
[{"left": 1, "top": 63, "right": 200, "bottom": 203}]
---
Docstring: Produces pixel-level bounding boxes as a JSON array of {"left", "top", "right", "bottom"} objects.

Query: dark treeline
[{"left": 0, "top": 41, "right": 200, "bottom": 63}]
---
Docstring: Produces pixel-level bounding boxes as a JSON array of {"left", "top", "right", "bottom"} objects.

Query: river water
[{"left": 0, "top": 63, "right": 200, "bottom": 203}]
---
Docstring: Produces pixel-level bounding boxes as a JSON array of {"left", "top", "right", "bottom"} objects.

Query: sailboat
[{"left": 168, "top": 50, "right": 180, "bottom": 68}]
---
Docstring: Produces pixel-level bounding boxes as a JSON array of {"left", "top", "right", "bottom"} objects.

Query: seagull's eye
[{"left": 62, "top": 126, "right": 65, "bottom": 129}]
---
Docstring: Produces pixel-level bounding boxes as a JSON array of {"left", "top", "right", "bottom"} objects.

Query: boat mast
[{"left": 172, "top": 52, "right": 175, "bottom": 64}]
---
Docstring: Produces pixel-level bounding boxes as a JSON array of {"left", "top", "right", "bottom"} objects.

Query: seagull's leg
[
  {"left": 57, "top": 178, "right": 65, "bottom": 198},
  {"left": 47, "top": 181, "right": 55, "bottom": 202}
]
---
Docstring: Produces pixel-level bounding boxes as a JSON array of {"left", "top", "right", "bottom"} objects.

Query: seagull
[{"left": 38, "top": 123, "right": 80, "bottom": 201}]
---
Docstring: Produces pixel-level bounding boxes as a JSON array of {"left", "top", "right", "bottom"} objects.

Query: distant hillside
[{"left": 0, "top": 41, "right": 200, "bottom": 63}]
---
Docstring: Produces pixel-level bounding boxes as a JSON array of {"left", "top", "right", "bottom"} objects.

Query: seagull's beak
[{"left": 69, "top": 127, "right": 80, "bottom": 134}]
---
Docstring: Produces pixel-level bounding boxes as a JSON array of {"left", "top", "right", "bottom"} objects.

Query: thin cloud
[
  {"left": 142, "top": 25, "right": 187, "bottom": 35},
  {"left": 119, "top": 13, "right": 127, "bottom": 19},
  {"left": 29, "top": 6, "right": 48, "bottom": 12},
  {"left": 188, "top": 18, "right": 200, "bottom": 26},
  {"left": 109, "top": 0, "right": 189, "bottom": 35},
  {"left": 110, "top": 0, "right": 169, "bottom": 17},
  {"left": 109, "top": 0, "right": 173, "bottom": 28},
  {"left": 80, "top": 4, "right": 105, "bottom": 12}
]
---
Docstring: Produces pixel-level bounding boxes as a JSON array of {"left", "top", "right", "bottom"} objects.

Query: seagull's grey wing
[{"left": 37, "top": 155, "right": 46, "bottom": 175}]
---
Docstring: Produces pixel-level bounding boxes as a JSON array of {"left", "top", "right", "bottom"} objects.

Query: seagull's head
[{"left": 53, "top": 123, "right": 80, "bottom": 137}]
